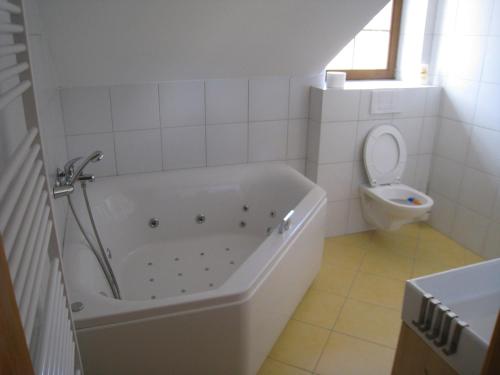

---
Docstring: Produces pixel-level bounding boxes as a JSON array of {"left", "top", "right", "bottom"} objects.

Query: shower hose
[{"left": 67, "top": 182, "right": 121, "bottom": 299}]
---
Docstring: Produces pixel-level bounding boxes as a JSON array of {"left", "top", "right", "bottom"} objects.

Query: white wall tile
[
  {"left": 308, "top": 88, "right": 324, "bottom": 123},
  {"left": 458, "top": 168, "right": 499, "bottom": 217},
  {"left": 249, "top": 77, "right": 289, "bottom": 122},
  {"left": 451, "top": 206, "right": 489, "bottom": 252},
  {"left": 114, "top": 129, "right": 162, "bottom": 174},
  {"left": 347, "top": 198, "right": 374, "bottom": 233},
  {"left": 305, "top": 161, "right": 318, "bottom": 182},
  {"left": 159, "top": 80, "right": 205, "bottom": 127},
  {"left": 434, "top": 0, "right": 458, "bottom": 35},
  {"left": 325, "top": 200, "right": 349, "bottom": 237},
  {"left": 248, "top": 120, "right": 287, "bottom": 162},
  {"left": 455, "top": 0, "right": 494, "bottom": 35},
  {"left": 419, "top": 117, "right": 438, "bottom": 154},
  {"left": 350, "top": 161, "right": 368, "bottom": 198},
  {"left": 491, "top": 0, "right": 500, "bottom": 35},
  {"left": 474, "top": 83, "right": 500, "bottom": 131},
  {"left": 416, "top": 154, "right": 433, "bottom": 192},
  {"left": 317, "top": 162, "right": 353, "bottom": 201},
  {"left": 318, "top": 121, "right": 357, "bottom": 164},
  {"left": 205, "top": 79, "right": 248, "bottom": 125},
  {"left": 110, "top": 83, "right": 160, "bottom": 131},
  {"left": 482, "top": 37, "right": 500, "bottom": 84},
  {"left": 425, "top": 87, "right": 442, "bottom": 116},
  {"left": 321, "top": 89, "right": 360, "bottom": 122},
  {"left": 286, "top": 159, "right": 306, "bottom": 175},
  {"left": 287, "top": 119, "right": 308, "bottom": 159},
  {"left": 482, "top": 221, "right": 500, "bottom": 258},
  {"left": 306, "top": 120, "right": 321, "bottom": 163},
  {"left": 429, "top": 156, "right": 464, "bottom": 200},
  {"left": 466, "top": 126, "right": 500, "bottom": 176},
  {"left": 358, "top": 90, "right": 393, "bottom": 121},
  {"left": 289, "top": 73, "right": 324, "bottom": 119},
  {"left": 402, "top": 155, "right": 418, "bottom": 187},
  {"left": 441, "top": 78, "right": 479, "bottom": 123},
  {"left": 206, "top": 123, "right": 248, "bottom": 166},
  {"left": 61, "top": 87, "right": 112, "bottom": 135},
  {"left": 448, "top": 35, "right": 487, "bottom": 80},
  {"left": 429, "top": 191, "right": 457, "bottom": 235},
  {"left": 492, "top": 187, "right": 500, "bottom": 221},
  {"left": 434, "top": 118, "right": 471, "bottom": 162},
  {"left": 393, "top": 88, "right": 427, "bottom": 119},
  {"left": 393, "top": 117, "right": 423, "bottom": 155},
  {"left": 163, "top": 126, "right": 206, "bottom": 170},
  {"left": 66, "top": 133, "right": 116, "bottom": 176}
]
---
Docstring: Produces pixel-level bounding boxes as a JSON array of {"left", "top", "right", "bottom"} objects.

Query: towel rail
[
  {"left": 0, "top": 0, "right": 81, "bottom": 372},
  {"left": 0, "top": 0, "right": 21, "bottom": 13},
  {"left": 0, "top": 80, "right": 31, "bottom": 110},
  {"left": 0, "top": 22, "right": 24, "bottom": 33},
  {"left": 0, "top": 43, "right": 26, "bottom": 57},
  {"left": 0, "top": 62, "right": 29, "bottom": 83}
]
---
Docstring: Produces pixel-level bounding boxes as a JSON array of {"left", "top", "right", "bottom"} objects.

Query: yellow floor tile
[
  {"left": 334, "top": 299, "right": 401, "bottom": 348},
  {"left": 315, "top": 332, "right": 395, "bottom": 375},
  {"left": 257, "top": 358, "right": 311, "bottom": 375},
  {"left": 326, "top": 231, "right": 374, "bottom": 249},
  {"left": 293, "top": 289, "right": 345, "bottom": 329},
  {"left": 419, "top": 224, "right": 453, "bottom": 243},
  {"left": 311, "top": 263, "right": 357, "bottom": 297},
  {"left": 462, "top": 248, "right": 484, "bottom": 265},
  {"left": 411, "top": 258, "right": 454, "bottom": 278},
  {"left": 416, "top": 241, "right": 465, "bottom": 268},
  {"left": 395, "top": 223, "right": 422, "bottom": 238},
  {"left": 269, "top": 320, "right": 329, "bottom": 371},
  {"left": 349, "top": 273, "right": 406, "bottom": 310},
  {"left": 323, "top": 239, "right": 367, "bottom": 270},
  {"left": 367, "top": 231, "right": 418, "bottom": 258},
  {"left": 360, "top": 249, "right": 414, "bottom": 280}
]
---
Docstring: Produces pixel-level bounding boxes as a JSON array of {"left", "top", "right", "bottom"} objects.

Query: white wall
[
  {"left": 426, "top": 0, "right": 500, "bottom": 258},
  {"left": 24, "top": 0, "right": 68, "bottom": 246},
  {"left": 307, "top": 86, "right": 440, "bottom": 237},
  {"left": 39, "top": 0, "right": 388, "bottom": 86},
  {"left": 59, "top": 74, "right": 325, "bottom": 178}
]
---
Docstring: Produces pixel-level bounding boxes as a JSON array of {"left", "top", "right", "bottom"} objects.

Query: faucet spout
[{"left": 67, "top": 151, "right": 103, "bottom": 185}]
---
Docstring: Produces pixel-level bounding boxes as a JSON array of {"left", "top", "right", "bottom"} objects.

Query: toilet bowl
[{"left": 359, "top": 124, "right": 433, "bottom": 231}]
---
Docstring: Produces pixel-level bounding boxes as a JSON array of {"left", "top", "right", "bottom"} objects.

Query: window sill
[{"left": 343, "top": 80, "right": 432, "bottom": 90}]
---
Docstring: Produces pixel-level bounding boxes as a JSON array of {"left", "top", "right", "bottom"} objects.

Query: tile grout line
[{"left": 311, "top": 231, "right": 374, "bottom": 373}]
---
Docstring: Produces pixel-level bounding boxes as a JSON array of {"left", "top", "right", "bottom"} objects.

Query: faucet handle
[{"left": 64, "top": 157, "right": 82, "bottom": 178}]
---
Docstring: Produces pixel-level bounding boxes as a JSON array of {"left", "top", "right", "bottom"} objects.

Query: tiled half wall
[{"left": 306, "top": 86, "right": 441, "bottom": 237}]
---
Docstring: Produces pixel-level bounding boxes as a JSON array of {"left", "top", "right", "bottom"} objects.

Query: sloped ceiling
[{"left": 40, "top": 0, "right": 388, "bottom": 86}]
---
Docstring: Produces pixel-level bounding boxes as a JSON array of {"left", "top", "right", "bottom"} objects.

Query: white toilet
[{"left": 360, "top": 124, "right": 434, "bottom": 231}]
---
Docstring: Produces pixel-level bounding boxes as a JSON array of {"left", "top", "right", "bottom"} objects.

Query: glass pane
[
  {"left": 364, "top": 1, "right": 393, "bottom": 31},
  {"left": 352, "top": 30, "right": 390, "bottom": 70},
  {"left": 326, "top": 1, "right": 394, "bottom": 71},
  {"left": 326, "top": 40, "right": 355, "bottom": 70}
]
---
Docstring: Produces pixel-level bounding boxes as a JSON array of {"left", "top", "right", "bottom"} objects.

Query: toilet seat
[{"left": 363, "top": 125, "right": 406, "bottom": 187}]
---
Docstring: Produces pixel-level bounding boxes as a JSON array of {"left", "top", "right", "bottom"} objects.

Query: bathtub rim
[{"left": 64, "top": 165, "right": 326, "bottom": 329}]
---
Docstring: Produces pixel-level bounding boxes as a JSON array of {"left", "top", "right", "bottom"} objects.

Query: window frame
[{"left": 327, "top": 0, "right": 403, "bottom": 80}]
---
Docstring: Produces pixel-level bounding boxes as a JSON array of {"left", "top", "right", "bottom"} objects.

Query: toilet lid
[{"left": 363, "top": 125, "right": 407, "bottom": 187}]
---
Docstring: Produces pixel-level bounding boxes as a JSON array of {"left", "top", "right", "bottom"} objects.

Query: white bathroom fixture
[
  {"left": 403, "top": 259, "right": 500, "bottom": 375},
  {"left": 360, "top": 124, "right": 433, "bottom": 230},
  {"left": 63, "top": 164, "right": 326, "bottom": 375}
]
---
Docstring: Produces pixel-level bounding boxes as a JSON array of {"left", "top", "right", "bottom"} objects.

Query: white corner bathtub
[{"left": 63, "top": 163, "right": 326, "bottom": 375}]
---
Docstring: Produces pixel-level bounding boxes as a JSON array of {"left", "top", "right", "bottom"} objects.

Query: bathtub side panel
[
  {"left": 242, "top": 199, "right": 326, "bottom": 374},
  {"left": 76, "top": 304, "right": 246, "bottom": 375}
]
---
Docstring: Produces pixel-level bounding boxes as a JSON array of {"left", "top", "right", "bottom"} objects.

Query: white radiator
[{"left": 0, "top": 0, "right": 81, "bottom": 374}]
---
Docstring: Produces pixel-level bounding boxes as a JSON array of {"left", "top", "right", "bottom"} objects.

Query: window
[{"left": 326, "top": 0, "right": 402, "bottom": 80}]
